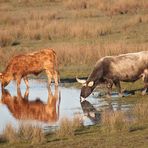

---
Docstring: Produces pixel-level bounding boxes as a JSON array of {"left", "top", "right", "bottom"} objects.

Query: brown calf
[{"left": 0, "top": 48, "right": 59, "bottom": 88}]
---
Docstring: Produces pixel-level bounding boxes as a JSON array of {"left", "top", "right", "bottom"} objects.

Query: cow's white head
[{"left": 76, "top": 77, "right": 95, "bottom": 102}]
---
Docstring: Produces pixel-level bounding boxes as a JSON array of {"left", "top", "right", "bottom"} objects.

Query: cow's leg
[
  {"left": 53, "top": 70, "right": 59, "bottom": 86},
  {"left": 142, "top": 83, "right": 148, "bottom": 95},
  {"left": 23, "top": 77, "right": 29, "bottom": 88},
  {"left": 45, "top": 70, "right": 52, "bottom": 86},
  {"left": 142, "top": 73, "right": 148, "bottom": 95},
  {"left": 106, "top": 80, "right": 113, "bottom": 98},
  {"left": 114, "top": 80, "right": 123, "bottom": 97}
]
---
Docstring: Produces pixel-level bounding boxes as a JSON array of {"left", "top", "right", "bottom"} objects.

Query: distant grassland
[{"left": 0, "top": 0, "right": 148, "bottom": 78}]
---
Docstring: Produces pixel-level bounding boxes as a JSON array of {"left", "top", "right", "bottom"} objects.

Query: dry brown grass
[
  {"left": 2, "top": 123, "right": 45, "bottom": 144},
  {"left": 18, "top": 123, "right": 45, "bottom": 144},
  {"left": 1, "top": 19, "right": 100, "bottom": 46},
  {"left": 0, "top": 30, "right": 14, "bottom": 47},
  {"left": 0, "top": 0, "right": 147, "bottom": 73},
  {"left": 63, "top": 0, "right": 148, "bottom": 15},
  {"left": 99, "top": 0, "right": 148, "bottom": 15},
  {"left": 3, "top": 124, "right": 18, "bottom": 143},
  {"left": 132, "top": 101, "right": 148, "bottom": 124},
  {"left": 122, "top": 14, "right": 148, "bottom": 31},
  {"left": 63, "top": 0, "right": 87, "bottom": 10},
  {"left": 0, "top": 42, "right": 147, "bottom": 71},
  {"left": 101, "top": 99, "right": 148, "bottom": 133},
  {"left": 55, "top": 42, "right": 148, "bottom": 67},
  {"left": 0, "top": 19, "right": 112, "bottom": 46},
  {"left": 10, "top": 0, "right": 57, "bottom": 6},
  {"left": 101, "top": 110, "right": 128, "bottom": 133},
  {"left": 56, "top": 116, "right": 82, "bottom": 137}
]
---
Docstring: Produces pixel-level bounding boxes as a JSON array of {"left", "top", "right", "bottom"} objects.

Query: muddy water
[{"left": 0, "top": 79, "right": 134, "bottom": 133}]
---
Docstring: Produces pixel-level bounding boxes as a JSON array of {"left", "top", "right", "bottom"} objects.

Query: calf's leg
[
  {"left": 53, "top": 70, "right": 59, "bottom": 86},
  {"left": 23, "top": 77, "right": 29, "bottom": 88},
  {"left": 16, "top": 76, "right": 21, "bottom": 89},
  {"left": 45, "top": 70, "right": 52, "bottom": 86}
]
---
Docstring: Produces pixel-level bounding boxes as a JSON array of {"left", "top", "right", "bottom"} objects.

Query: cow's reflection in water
[
  {"left": 80, "top": 98, "right": 123, "bottom": 124},
  {"left": 80, "top": 100, "right": 101, "bottom": 124},
  {"left": 1, "top": 87, "right": 61, "bottom": 124}
]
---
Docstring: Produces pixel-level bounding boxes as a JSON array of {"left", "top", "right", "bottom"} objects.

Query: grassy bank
[
  {"left": 1, "top": 126, "right": 148, "bottom": 148},
  {"left": 0, "top": 96, "right": 148, "bottom": 148},
  {"left": 0, "top": 1, "right": 148, "bottom": 147},
  {"left": 0, "top": 0, "right": 148, "bottom": 78}
]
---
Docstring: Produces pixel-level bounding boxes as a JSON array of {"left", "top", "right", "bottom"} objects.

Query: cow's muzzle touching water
[{"left": 76, "top": 77, "right": 95, "bottom": 102}]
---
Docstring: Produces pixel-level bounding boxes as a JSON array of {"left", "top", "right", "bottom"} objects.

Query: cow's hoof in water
[
  {"left": 55, "top": 84, "right": 59, "bottom": 87},
  {"left": 106, "top": 94, "right": 111, "bottom": 99},
  {"left": 119, "top": 93, "right": 124, "bottom": 97},
  {"left": 141, "top": 90, "right": 146, "bottom": 96}
]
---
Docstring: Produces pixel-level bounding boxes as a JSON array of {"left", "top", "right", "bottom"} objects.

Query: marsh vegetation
[
  {"left": 0, "top": 0, "right": 148, "bottom": 78},
  {"left": 0, "top": 0, "right": 148, "bottom": 147}
]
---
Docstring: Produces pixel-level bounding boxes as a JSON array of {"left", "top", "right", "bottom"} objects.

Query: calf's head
[{"left": 76, "top": 77, "right": 95, "bottom": 101}]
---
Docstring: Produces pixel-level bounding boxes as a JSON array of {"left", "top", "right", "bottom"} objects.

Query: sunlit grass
[
  {"left": 56, "top": 116, "right": 83, "bottom": 137},
  {"left": 2, "top": 123, "right": 45, "bottom": 144}
]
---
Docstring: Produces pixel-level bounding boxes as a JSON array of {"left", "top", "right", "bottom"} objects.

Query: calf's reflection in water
[{"left": 0, "top": 86, "right": 61, "bottom": 124}]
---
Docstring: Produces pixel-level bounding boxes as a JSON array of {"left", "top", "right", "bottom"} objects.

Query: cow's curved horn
[{"left": 76, "top": 77, "right": 86, "bottom": 84}]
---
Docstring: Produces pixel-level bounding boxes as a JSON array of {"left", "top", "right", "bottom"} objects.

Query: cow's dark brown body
[
  {"left": 0, "top": 48, "right": 59, "bottom": 88},
  {"left": 77, "top": 51, "right": 148, "bottom": 100}
]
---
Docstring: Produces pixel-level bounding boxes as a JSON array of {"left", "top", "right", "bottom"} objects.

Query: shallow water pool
[{"left": 0, "top": 79, "right": 134, "bottom": 133}]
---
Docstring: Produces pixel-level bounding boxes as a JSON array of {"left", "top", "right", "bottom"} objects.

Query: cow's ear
[{"left": 88, "top": 81, "right": 94, "bottom": 87}]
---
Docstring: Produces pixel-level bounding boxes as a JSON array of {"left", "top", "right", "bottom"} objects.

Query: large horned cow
[
  {"left": 0, "top": 48, "right": 59, "bottom": 88},
  {"left": 77, "top": 51, "right": 148, "bottom": 101}
]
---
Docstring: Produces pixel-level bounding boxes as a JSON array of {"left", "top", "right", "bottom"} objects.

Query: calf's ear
[{"left": 88, "top": 81, "right": 94, "bottom": 87}]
